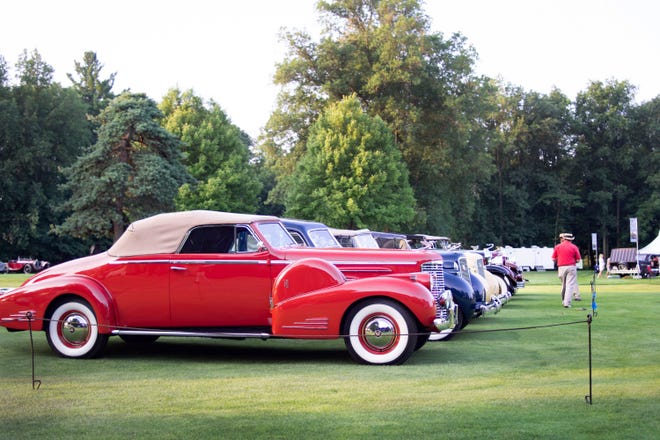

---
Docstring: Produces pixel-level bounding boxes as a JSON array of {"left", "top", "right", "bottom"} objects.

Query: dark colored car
[
  {"left": 282, "top": 219, "right": 342, "bottom": 248},
  {"left": 407, "top": 234, "right": 452, "bottom": 250},
  {"left": 638, "top": 254, "right": 659, "bottom": 278},
  {"left": 486, "top": 263, "right": 519, "bottom": 295},
  {"left": 330, "top": 228, "right": 380, "bottom": 248},
  {"left": 438, "top": 251, "right": 502, "bottom": 317},
  {"left": 371, "top": 231, "right": 410, "bottom": 250}
]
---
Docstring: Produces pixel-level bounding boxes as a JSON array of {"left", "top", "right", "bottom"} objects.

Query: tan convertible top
[{"left": 108, "top": 210, "right": 279, "bottom": 257}]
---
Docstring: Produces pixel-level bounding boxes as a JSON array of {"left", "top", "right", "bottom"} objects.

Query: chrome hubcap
[
  {"left": 60, "top": 313, "right": 90, "bottom": 345},
  {"left": 362, "top": 316, "right": 398, "bottom": 350}
]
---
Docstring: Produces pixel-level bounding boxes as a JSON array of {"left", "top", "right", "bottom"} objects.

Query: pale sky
[{"left": 2, "top": 0, "right": 658, "bottom": 138}]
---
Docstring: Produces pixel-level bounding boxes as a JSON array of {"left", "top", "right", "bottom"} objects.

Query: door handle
[{"left": 170, "top": 266, "right": 187, "bottom": 271}]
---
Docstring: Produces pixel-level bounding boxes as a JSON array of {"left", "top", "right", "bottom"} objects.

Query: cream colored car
[{"left": 464, "top": 251, "right": 511, "bottom": 305}]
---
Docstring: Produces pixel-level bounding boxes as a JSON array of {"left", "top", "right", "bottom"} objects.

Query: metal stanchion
[{"left": 26, "top": 312, "right": 41, "bottom": 390}]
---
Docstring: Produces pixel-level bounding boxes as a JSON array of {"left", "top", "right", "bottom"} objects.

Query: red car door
[{"left": 169, "top": 225, "right": 273, "bottom": 327}]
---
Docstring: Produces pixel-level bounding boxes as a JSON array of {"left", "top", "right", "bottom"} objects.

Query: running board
[{"left": 112, "top": 329, "right": 272, "bottom": 340}]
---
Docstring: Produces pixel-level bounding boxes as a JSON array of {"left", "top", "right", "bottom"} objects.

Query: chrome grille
[
  {"left": 421, "top": 260, "right": 447, "bottom": 319},
  {"left": 421, "top": 261, "right": 445, "bottom": 292}
]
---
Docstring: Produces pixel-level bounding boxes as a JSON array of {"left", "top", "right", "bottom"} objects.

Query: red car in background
[
  {"left": 0, "top": 210, "right": 455, "bottom": 365},
  {"left": 6, "top": 257, "right": 50, "bottom": 274}
]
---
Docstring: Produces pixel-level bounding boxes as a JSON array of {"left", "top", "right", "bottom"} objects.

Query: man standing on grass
[{"left": 552, "top": 233, "right": 582, "bottom": 308}]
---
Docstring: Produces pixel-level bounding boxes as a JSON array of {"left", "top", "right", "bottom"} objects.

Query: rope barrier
[
  {"left": 17, "top": 310, "right": 596, "bottom": 404},
  {"left": 16, "top": 313, "right": 589, "bottom": 338}
]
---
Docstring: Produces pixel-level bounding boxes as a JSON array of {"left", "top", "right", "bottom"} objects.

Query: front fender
[
  {"left": 271, "top": 275, "right": 437, "bottom": 339},
  {"left": 444, "top": 272, "right": 477, "bottom": 323},
  {"left": 272, "top": 258, "right": 345, "bottom": 305},
  {"left": 0, "top": 275, "right": 116, "bottom": 333}
]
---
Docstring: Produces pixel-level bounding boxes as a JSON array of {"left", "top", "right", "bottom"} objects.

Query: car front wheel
[
  {"left": 46, "top": 299, "right": 108, "bottom": 358},
  {"left": 343, "top": 299, "right": 418, "bottom": 365}
]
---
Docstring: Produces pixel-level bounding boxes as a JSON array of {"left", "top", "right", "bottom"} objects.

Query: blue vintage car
[
  {"left": 281, "top": 219, "right": 342, "bottom": 248},
  {"left": 438, "top": 251, "right": 503, "bottom": 317}
]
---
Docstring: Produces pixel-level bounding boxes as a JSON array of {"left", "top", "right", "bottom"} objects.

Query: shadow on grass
[{"left": 101, "top": 336, "right": 353, "bottom": 365}]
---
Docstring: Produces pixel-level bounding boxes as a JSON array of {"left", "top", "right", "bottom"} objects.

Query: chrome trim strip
[
  {"left": 110, "top": 260, "right": 268, "bottom": 265},
  {"left": 111, "top": 258, "right": 418, "bottom": 270},
  {"left": 109, "top": 260, "right": 170, "bottom": 264},
  {"left": 335, "top": 268, "right": 392, "bottom": 273},
  {"left": 170, "top": 260, "right": 268, "bottom": 265},
  {"left": 281, "top": 325, "right": 329, "bottom": 330},
  {"left": 113, "top": 329, "right": 271, "bottom": 339},
  {"left": 282, "top": 318, "right": 329, "bottom": 330},
  {"left": 271, "top": 259, "right": 417, "bottom": 266}
]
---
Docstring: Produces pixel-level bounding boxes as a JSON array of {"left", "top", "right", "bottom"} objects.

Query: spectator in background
[
  {"left": 552, "top": 233, "right": 582, "bottom": 308},
  {"left": 597, "top": 253, "right": 605, "bottom": 278}
]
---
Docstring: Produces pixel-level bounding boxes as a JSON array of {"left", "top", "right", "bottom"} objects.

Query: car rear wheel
[
  {"left": 343, "top": 299, "right": 418, "bottom": 365},
  {"left": 46, "top": 299, "right": 108, "bottom": 358}
]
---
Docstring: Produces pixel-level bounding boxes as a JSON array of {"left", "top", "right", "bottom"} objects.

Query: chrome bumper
[
  {"left": 433, "top": 290, "right": 457, "bottom": 331},
  {"left": 478, "top": 297, "right": 503, "bottom": 315}
]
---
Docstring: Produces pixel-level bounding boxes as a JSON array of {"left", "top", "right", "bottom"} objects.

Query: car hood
[{"left": 280, "top": 247, "right": 441, "bottom": 264}]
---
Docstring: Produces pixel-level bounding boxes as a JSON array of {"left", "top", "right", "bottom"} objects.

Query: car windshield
[
  {"left": 257, "top": 222, "right": 297, "bottom": 249},
  {"left": 475, "top": 258, "right": 487, "bottom": 277},
  {"left": 309, "top": 229, "right": 341, "bottom": 248},
  {"left": 353, "top": 234, "right": 379, "bottom": 249}
]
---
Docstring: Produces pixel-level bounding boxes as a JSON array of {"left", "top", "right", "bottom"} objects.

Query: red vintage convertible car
[
  {"left": 0, "top": 211, "right": 455, "bottom": 365},
  {"left": 6, "top": 257, "right": 50, "bottom": 274}
]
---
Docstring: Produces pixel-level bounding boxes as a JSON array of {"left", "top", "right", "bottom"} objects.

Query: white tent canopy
[{"left": 639, "top": 230, "right": 660, "bottom": 255}]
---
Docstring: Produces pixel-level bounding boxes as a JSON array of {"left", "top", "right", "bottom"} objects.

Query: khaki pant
[{"left": 558, "top": 265, "right": 580, "bottom": 306}]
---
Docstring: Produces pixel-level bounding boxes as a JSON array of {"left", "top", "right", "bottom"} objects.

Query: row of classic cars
[
  {"left": 283, "top": 220, "right": 525, "bottom": 341},
  {"left": 0, "top": 211, "right": 458, "bottom": 365},
  {"left": 0, "top": 211, "right": 524, "bottom": 365}
]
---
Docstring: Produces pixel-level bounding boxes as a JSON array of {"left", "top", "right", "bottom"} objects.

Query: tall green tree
[
  {"left": 0, "top": 55, "right": 8, "bottom": 86},
  {"left": 286, "top": 95, "right": 416, "bottom": 230},
  {"left": 630, "top": 96, "right": 660, "bottom": 241},
  {"left": 474, "top": 85, "right": 575, "bottom": 247},
  {"left": 67, "top": 51, "right": 116, "bottom": 117},
  {"left": 260, "top": 0, "right": 487, "bottom": 236},
  {"left": 15, "top": 49, "right": 53, "bottom": 87},
  {"left": 58, "top": 92, "right": 191, "bottom": 242},
  {"left": 159, "top": 88, "right": 262, "bottom": 213},
  {"left": 0, "top": 50, "right": 90, "bottom": 261},
  {"left": 571, "top": 80, "right": 639, "bottom": 252}
]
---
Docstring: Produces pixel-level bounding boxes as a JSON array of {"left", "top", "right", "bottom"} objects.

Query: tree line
[{"left": 0, "top": 0, "right": 657, "bottom": 265}]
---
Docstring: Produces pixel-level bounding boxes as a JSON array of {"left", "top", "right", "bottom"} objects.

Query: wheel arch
[
  {"left": 40, "top": 277, "right": 117, "bottom": 333},
  {"left": 340, "top": 295, "right": 423, "bottom": 338},
  {"left": 443, "top": 272, "right": 476, "bottom": 323}
]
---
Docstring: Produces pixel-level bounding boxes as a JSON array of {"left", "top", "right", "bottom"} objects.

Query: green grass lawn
[{"left": 0, "top": 272, "right": 658, "bottom": 439}]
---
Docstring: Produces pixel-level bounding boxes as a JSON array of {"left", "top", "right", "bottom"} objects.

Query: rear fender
[{"left": 0, "top": 275, "right": 116, "bottom": 333}]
